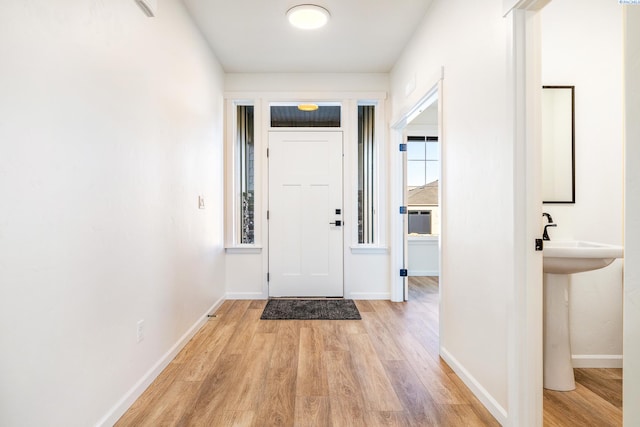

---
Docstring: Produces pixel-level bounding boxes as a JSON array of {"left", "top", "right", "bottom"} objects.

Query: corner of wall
[
  {"left": 440, "top": 347, "right": 508, "bottom": 425},
  {"left": 96, "top": 296, "right": 225, "bottom": 426}
]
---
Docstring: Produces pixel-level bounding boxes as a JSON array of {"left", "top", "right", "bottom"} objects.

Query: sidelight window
[
  {"left": 358, "top": 104, "right": 376, "bottom": 244},
  {"left": 237, "top": 105, "right": 255, "bottom": 244}
]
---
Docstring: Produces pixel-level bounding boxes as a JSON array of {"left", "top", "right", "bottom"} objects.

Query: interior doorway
[
  {"left": 267, "top": 131, "right": 344, "bottom": 297},
  {"left": 405, "top": 105, "right": 441, "bottom": 292},
  {"left": 392, "top": 81, "right": 442, "bottom": 302}
]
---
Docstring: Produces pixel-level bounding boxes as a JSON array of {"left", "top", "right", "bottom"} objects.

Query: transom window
[{"left": 270, "top": 102, "right": 341, "bottom": 127}]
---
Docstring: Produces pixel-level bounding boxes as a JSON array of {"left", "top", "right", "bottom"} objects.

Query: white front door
[{"left": 268, "top": 131, "right": 343, "bottom": 297}]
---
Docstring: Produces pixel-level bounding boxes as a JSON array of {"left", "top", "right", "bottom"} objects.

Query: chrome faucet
[{"left": 542, "top": 212, "right": 556, "bottom": 241}]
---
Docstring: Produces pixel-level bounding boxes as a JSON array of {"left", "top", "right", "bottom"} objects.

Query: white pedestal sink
[{"left": 543, "top": 240, "right": 623, "bottom": 391}]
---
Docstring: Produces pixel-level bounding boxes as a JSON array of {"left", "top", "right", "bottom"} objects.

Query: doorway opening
[
  {"left": 391, "top": 81, "right": 442, "bottom": 302},
  {"left": 406, "top": 132, "right": 440, "bottom": 283}
]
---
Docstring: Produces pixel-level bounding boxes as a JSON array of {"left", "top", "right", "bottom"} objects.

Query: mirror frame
[{"left": 542, "top": 85, "right": 575, "bottom": 204}]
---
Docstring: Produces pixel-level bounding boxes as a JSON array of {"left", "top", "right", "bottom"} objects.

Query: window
[
  {"left": 358, "top": 105, "right": 375, "bottom": 243},
  {"left": 270, "top": 104, "right": 341, "bottom": 127},
  {"left": 238, "top": 105, "right": 255, "bottom": 244},
  {"left": 407, "top": 135, "right": 440, "bottom": 235},
  {"left": 407, "top": 136, "right": 439, "bottom": 188},
  {"left": 408, "top": 210, "right": 432, "bottom": 235}
]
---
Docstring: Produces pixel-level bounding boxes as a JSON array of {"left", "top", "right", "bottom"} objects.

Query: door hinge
[
  {"left": 399, "top": 206, "right": 407, "bottom": 214},
  {"left": 267, "top": 148, "right": 269, "bottom": 158},
  {"left": 267, "top": 272, "right": 270, "bottom": 282},
  {"left": 267, "top": 210, "right": 269, "bottom": 220},
  {"left": 400, "top": 269, "right": 408, "bottom": 277},
  {"left": 399, "top": 143, "right": 407, "bottom": 152}
]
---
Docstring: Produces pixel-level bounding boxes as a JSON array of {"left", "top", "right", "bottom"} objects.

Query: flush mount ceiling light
[
  {"left": 297, "top": 103, "right": 319, "bottom": 111},
  {"left": 287, "top": 4, "right": 330, "bottom": 30}
]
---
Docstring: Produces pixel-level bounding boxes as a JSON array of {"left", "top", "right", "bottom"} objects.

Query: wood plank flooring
[
  {"left": 116, "top": 277, "right": 497, "bottom": 426},
  {"left": 543, "top": 368, "right": 622, "bottom": 426},
  {"left": 115, "top": 277, "right": 622, "bottom": 426}
]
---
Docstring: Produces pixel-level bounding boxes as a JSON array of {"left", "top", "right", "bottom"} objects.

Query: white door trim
[
  {"left": 505, "top": 1, "right": 549, "bottom": 425},
  {"left": 391, "top": 78, "right": 442, "bottom": 303},
  {"left": 623, "top": 7, "right": 640, "bottom": 424}
]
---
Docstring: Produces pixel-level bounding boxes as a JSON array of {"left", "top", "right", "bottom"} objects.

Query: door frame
[
  {"left": 389, "top": 1, "right": 548, "bottom": 422},
  {"left": 505, "top": 1, "right": 549, "bottom": 425},
  {"left": 267, "top": 130, "right": 345, "bottom": 297},
  {"left": 624, "top": 6, "right": 640, "bottom": 423},
  {"left": 391, "top": 79, "right": 442, "bottom": 303}
]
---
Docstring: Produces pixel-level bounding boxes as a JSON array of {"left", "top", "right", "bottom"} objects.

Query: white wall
[
  {"left": 541, "top": 0, "right": 624, "bottom": 367},
  {"left": 624, "top": 5, "right": 640, "bottom": 425},
  {"left": 224, "top": 73, "right": 392, "bottom": 300},
  {"left": 0, "top": 1, "right": 226, "bottom": 425},
  {"left": 225, "top": 73, "right": 389, "bottom": 93},
  {"left": 391, "top": 0, "right": 512, "bottom": 420}
]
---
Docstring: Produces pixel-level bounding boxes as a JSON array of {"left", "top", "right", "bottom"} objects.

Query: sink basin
[
  {"left": 543, "top": 240, "right": 623, "bottom": 274},
  {"left": 542, "top": 240, "right": 623, "bottom": 391}
]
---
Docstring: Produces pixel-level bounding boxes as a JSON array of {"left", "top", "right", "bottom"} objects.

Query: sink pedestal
[
  {"left": 544, "top": 273, "right": 576, "bottom": 391},
  {"left": 542, "top": 240, "right": 623, "bottom": 391}
]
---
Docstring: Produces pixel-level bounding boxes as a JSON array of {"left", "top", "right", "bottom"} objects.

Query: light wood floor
[
  {"left": 116, "top": 277, "right": 622, "bottom": 426},
  {"left": 116, "top": 277, "right": 498, "bottom": 426},
  {"left": 544, "top": 367, "right": 622, "bottom": 426}
]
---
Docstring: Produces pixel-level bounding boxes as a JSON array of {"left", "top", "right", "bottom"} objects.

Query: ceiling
[{"left": 181, "top": 0, "right": 434, "bottom": 73}]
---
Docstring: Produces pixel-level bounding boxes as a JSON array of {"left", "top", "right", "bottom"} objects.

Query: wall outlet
[
  {"left": 198, "top": 195, "right": 205, "bottom": 209},
  {"left": 136, "top": 319, "right": 145, "bottom": 343}
]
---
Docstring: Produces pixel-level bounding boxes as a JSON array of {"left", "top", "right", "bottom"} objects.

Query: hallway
[{"left": 116, "top": 277, "right": 498, "bottom": 426}]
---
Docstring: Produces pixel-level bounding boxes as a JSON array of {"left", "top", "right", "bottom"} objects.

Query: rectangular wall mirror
[{"left": 542, "top": 86, "right": 575, "bottom": 203}]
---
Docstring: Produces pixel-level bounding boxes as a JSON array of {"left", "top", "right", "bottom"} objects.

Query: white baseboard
[
  {"left": 95, "top": 295, "right": 226, "bottom": 427},
  {"left": 572, "top": 354, "right": 623, "bottom": 368},
  {"left": 226, "top": 292, "right": 390, "bottom": 300},
  {"left": 349, "top": 292, "right": 391, "bottom": 300},
  {"left": 226, "top": 291, "right": 267, "bottom": 300},
  {"left": 440, "top": 347, "right": 508, "bottom": 426},
  {"left": 408, "top": 270, "right": 440, "bottom": 276}
]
